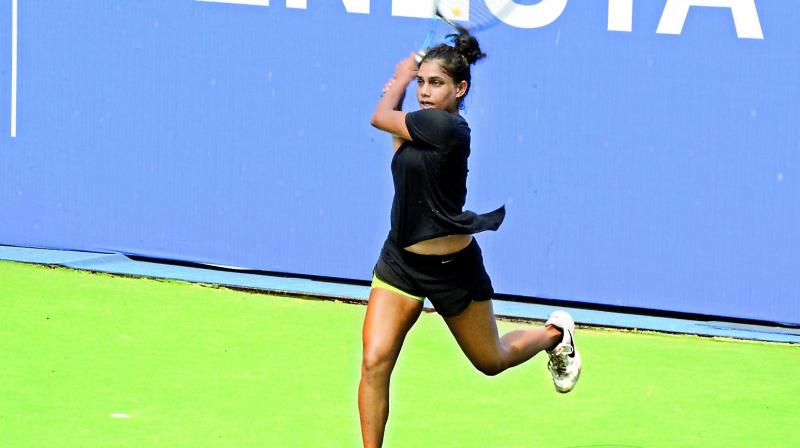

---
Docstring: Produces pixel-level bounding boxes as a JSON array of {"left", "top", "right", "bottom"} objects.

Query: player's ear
[{"left": 456, "top": 80, "right": 468, "bottom": 98}]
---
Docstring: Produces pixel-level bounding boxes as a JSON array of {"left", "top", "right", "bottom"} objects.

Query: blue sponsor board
[{"left": 1, "top": 1, "right": 797, "bottom": 323}]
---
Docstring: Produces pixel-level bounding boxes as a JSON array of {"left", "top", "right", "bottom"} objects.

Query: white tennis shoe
[{"left": 545, "top": 310, "right": 582, "bottom": 393}]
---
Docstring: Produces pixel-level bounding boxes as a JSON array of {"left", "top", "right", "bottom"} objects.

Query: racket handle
[{"left": 414, "top": 50, "right": 426, "bottom": 63}]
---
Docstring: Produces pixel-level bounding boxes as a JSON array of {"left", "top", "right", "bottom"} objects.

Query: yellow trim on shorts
[{"left": 371, "top": 274, "right": 425, "bottom": 302}]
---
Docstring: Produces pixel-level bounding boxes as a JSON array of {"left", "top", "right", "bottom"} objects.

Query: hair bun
[{"left": 452, "top": 31, "right": 486, "bottom": 65}]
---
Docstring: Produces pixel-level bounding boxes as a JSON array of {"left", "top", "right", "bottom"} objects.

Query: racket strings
[
  {"left": 464, "top": 4, "right": 501, "bottom": 30},
  {"left": 437, "top": 1, "right": 510, "bottom": 31}
]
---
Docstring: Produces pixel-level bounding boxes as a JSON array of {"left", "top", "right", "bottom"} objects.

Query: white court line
[{"left": 11, "top": 0, "right": 18, "bottom": 137}]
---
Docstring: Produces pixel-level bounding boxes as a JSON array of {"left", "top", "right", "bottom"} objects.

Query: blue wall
[{"left": 1, "top": 1, "right": 797, "bottom": 324}]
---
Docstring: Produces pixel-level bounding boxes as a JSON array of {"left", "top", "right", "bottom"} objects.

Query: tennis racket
[{"left": 415, "top": 0, "right": 516, "bottom": 62}]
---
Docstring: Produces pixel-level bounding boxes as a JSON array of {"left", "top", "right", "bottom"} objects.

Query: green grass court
[{"left": 2, "top": 261, "right": 798, "bottom": 447}]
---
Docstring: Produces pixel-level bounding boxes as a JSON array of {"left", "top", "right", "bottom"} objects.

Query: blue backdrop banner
[{"left": 1, "top": 1, "right": 797, "bottom": 324}]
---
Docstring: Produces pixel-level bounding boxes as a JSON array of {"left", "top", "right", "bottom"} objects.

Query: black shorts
[{"left": 373, "top": 237, "right": 494, "bottom": 317}]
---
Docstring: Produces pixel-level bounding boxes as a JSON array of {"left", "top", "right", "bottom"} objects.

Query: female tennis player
[{"left": 359, "top": 31, "right": 582, "bottom": 447}]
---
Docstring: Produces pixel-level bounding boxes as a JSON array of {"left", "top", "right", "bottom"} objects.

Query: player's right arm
[
  {"left": 380, "top": 76, "right": 407, "bottom": 151},
  {"left": 371, "top": 55, "right": 418, "bottom": 150}
]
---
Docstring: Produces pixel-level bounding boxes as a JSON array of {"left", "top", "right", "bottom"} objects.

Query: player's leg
[
  {"left": 442, "top": 299, "right": 562, "bottom": 375},
  {"left": 444, "top": 299, "right": 582, "bottom": 391},
  {"left": 358, "top": 286, "right": 423, "bottom": 448}
]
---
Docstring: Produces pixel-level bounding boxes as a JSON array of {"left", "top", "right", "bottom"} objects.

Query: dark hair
[{"left": 420, "top": 30, "right": 486, "bottom": 109}]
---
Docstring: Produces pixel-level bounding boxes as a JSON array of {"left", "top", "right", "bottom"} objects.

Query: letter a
[{"left": 657, "top": 0, "right": 763, "bottom": 39}]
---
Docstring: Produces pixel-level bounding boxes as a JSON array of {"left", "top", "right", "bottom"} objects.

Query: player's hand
[{"left": 393, "top": 53, "right": 419, "bottom": 84}]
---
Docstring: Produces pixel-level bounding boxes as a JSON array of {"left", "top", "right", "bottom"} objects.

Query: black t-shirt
[{"left": 388, "top": 109, "right": 505, "bottom": 247}]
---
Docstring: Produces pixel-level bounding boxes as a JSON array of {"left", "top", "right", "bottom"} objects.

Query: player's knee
[
  {"left": 474, "top": 358, "right": 506, "bottom": 376},
  {"left": 361, "top": 346, "right": 394, "bottom": 378}
]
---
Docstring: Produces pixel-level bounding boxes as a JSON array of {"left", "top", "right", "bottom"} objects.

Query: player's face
[{"left": 416, "top": 60, "right": 467, "bottom": 113}]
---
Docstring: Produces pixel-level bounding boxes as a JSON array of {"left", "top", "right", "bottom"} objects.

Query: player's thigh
[
  {"left": 361, "top": 287, "right": 424, "bottom": 366},
  {"left": 442, "top": 299, "right": 504, "bottom": 371}
]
